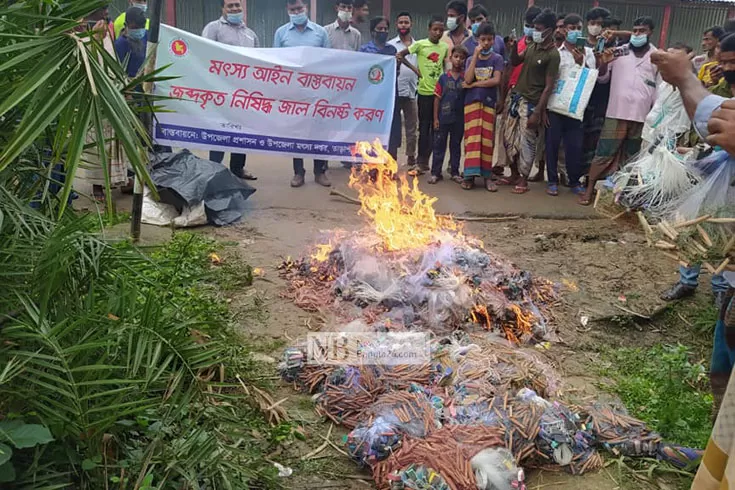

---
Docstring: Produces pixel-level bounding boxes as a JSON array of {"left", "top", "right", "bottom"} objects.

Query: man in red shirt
[{"left": 493, "top": 6, "right": 541, "bottom": 180}]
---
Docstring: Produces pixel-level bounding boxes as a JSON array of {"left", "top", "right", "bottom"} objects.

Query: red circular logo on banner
[{"left": 170, "top": 39, "right": 189, "bottom": 57}]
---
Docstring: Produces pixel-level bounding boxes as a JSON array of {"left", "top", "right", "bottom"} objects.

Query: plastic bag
[
  {"left": 471, "top": 448, "right": 524, "bottom": 490},
  {"left": 667, "top": 150, "right": 735, "bottom": 222},
  {"left": 548, "top": 66, "right": 598, "bottom": 120},
  {"left": 642, "top": 82, "right": 691, "bottom": 144}
]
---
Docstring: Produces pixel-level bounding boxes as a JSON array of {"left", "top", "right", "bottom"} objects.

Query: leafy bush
[
  {"left": 601, "top": 344, "right": 713, "bottom": 449},
  {"left": 0, "top": 191, "right": 279, "bottom": 489}
]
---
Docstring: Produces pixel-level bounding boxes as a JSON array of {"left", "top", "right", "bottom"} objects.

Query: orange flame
[{"left": 348, "top": 140, "right": 463, "bottom": 252}]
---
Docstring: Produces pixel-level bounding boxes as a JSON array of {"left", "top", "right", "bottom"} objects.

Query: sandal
[
  {"left": 450, "top": 175, "right": 464, "bottom": 184},
  {"left": 241, "top": 172, "right": 258, "bottom": 181},
  {"left": 571, "top": 185, "right": 586, "bottom": 195},
  {"left": 407, "top": 167, "right": 427, "bottom": 177},
  {"left": 546, "top": 184, "right": 559, "bottom": 196},
  {"left": 496, "top": 177, "right": 518, "bottom": 186},
  {"left": 461, "top": 179, "right": 475, "bottom": 190},
  {"left": 427, "top": 175, "right": 442, "bottom": 184},
  {"left": 512, "top": 185, "right": 530, "bottom": 194},
  {"left": 485, "top": 179, "right": 498, "bottom": 192},
  {"left": 578, "top": 195, "right": 593, "bottom": 206}
]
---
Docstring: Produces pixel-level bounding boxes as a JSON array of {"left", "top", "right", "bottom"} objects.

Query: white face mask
[
  {"left": 588, "top": 24, "right": 602, "bottom": 36},
  {"left": 446, "top": 16, "right": 458, "bottom": 31},
  {"left": 337, "top": 10, "right": 352, "bottom": 22}
]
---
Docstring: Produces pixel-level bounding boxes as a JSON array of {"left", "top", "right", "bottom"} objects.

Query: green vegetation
[
  {"left": 600, "top": 344, "right": 713, "bottom": 449},
  {"left": 0, "top": 190, "right": 284, "bottom": 488}
]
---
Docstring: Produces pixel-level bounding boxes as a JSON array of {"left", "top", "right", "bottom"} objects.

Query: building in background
[{"left": 111, "top": 0, "right": 734, "bottom": 53}]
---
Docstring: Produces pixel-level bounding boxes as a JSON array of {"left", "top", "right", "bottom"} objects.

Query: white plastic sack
[
  {"left": 141, "top": 188, "right": 208, "bottom": 228},
  {"left": 548, "top": 66, "right": 598, "bottom": 120},
  {"left": 642, "top": 82, "right": 691, "bottom": 144}
]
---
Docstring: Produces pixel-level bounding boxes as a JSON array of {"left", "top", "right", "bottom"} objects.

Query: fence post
[
  {"left": 383, "top": 0, "right": 390, "bottom": 17},
  {"left": 165, "top": 0, "right": 176, "bottom": 27},
  {"left": 310, "top": 0, "right": 317, "bottom": 21},
  {"left": 659, "top": 4, "right": 672, "bottom": 48}
]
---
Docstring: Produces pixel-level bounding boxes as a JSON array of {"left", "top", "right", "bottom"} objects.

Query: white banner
[{"left": 153, "top": 25, "right": 397, "bottom": 160}]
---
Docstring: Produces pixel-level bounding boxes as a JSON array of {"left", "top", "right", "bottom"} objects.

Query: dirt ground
[{"left": 204, "top": 205, "right": 703, "bottom": 490}]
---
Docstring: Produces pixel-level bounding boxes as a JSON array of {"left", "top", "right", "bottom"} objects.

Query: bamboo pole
[{"left": 674, "top": 215, "right": 711, "bottom": 229}]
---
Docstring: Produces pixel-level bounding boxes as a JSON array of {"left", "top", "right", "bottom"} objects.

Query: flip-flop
[
  {"left": 546, "top": 184, "right": 559, "bottom": 196},
  {"left": 578, "top": 197, "right": 592, "bottom": 206},
  {"left": 571, "top": 185, "right": 586, "bottom": 195},
  {"left": 242, "top": 172, "right": 258, "bottom": 181},
  {"left": 427, "top": 175, "right": 442, "bottom": 184},
  {"left": 461, "top": 180, "right": 475, "bottom": 190},
  {"left": 485, "top": 180, "right": 498, "bottom": 192},
  {"left": 512, "top": 185, "right": 530, "bottom": 194},
  {"left": 450, "top": 175, "right": 464, "bottom": 184},
  {"left": 407, "top": 168, "right": 426, "bottom": 177},
  {"left": 497, "top": 177, "right": 518, "bottom": 186}
]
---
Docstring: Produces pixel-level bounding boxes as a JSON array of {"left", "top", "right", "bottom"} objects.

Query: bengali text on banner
[{"left": 154, "top": 25, "right": 397, "bottom": 160}]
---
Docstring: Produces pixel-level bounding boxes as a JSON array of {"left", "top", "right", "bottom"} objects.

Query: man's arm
[
  {"left": 510, "top": 40, "right": 526, "bottom": 66},
  {"left": 465, "top": 49, "right": 479, "bottom": 84},
  {"left": 202, "top": 22, "right": 216, "bottom": 41},
  {"left": 273, "top": 28, "right": 283, "bottom": 48}
]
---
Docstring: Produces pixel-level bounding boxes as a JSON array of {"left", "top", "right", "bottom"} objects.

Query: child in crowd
[
  {"left": 428, "top": 45, "right": 468, "bottom": 184},
  {"left": 397, "top": 16, "right": 448, "bottom": 175},
  {"left": 462, "top": 22, "right": 504, "bottom": 191}
]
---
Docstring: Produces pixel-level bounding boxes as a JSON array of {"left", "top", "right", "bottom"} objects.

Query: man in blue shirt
[
  {"left": 274, "top": 0, "right": 332, "bottom": 187},
  {"left": 114, "top": 7, "right": 147, "bottom": 79}
]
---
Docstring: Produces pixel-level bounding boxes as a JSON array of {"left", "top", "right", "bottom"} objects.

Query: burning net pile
[
  {"left": 277, "top": 142, "right": 704, "bottom": 488},
  {"left": 280, "top": 141, "right": 557, "bottom": 343}
]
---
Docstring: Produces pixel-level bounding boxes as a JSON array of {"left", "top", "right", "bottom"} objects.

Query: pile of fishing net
[{"left": 279, "top": 236, "right": 559, "bottom": 344}]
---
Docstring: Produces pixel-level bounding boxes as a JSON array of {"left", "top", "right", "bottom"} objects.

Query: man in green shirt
[
  {"left": 503, "top": 8, "right": 560, "bottom": 193},
  {"left": 397, "top": 16, "right": 447, "bottom": 174},
  {"left": 113, "top": 0, "right": 150, "bottom": 38}
]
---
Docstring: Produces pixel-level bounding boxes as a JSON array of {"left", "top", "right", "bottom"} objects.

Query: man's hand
[
  {"left": 711, "top": 65, "right": 724, "bottom": 84},
  {"left": 433, "top": 119, "right": 440, "bottom": 130},
  {"left": 707, "top": 99, "right": 735, "bottom": 155},
  {"left": 542, "top": 110, "right": 550, "bottom": 129},
  {"left": 496, "top": 98, "right": 505, "bottom": 114},
  {"left": 396, "top": 53, "right": 404, "bottom": 62},
  {"left": 527, "top": 112, "right": 540, "bottom": 130},
  {"left": 462, "top": 81, "right": 474, "bottom": 89},
  {"left": 571, "top": 48, "right": 584, "bottom": 66},
  {"left": 651, "top": 49, "right": 694, "bottom": 87},
  {"left": 474, "top": 45, "right": 483, "bottom": 58},
  {"left": 600, "top": 48, "right": 615, "bottom": 65}
]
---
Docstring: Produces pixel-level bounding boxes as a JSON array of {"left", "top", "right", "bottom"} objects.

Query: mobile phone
[
  {"left": 510, "top": 28, "right": 517, "bottom": 41},
  {"left": 613, "top": 45, "right": 630, "bottom": 58},
  {"left": 595, "top": 37, "right": 606, "bottom": 53},
  {"left": 575, "top": 37, "right": 586, "bottom": 50}
]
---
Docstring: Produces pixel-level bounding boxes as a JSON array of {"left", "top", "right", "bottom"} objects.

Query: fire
[
  {"left": 312, "top": 243, "right": 334, "bottom": 263},
  {"left": 348, "top": 140, "right": 463, "bottom": 252}
]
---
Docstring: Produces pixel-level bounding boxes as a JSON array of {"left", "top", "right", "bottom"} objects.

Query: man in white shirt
[
  {"left": 388, "top": 11, "right": 419, "bottom": 167},
  {"left": 545, "top": 13, "right": 596, "bottom": 196},
  {"left": 324, "top": 0, "right": 361, "bottom": 51}
]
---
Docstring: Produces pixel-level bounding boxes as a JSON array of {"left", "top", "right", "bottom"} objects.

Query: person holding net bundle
[{"left": 660, "top": 33, "right": 735, "bottom": 310}]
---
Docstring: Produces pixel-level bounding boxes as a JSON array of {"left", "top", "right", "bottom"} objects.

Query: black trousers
[
  {"left": 210, "top": 151, "right": 246, "bottom": 176},
  {"left": 293, "top": 159, "right": 327, "bottom": 176},
  {"left": 417, "top": 94, "right": 434, "bottom": 168}
]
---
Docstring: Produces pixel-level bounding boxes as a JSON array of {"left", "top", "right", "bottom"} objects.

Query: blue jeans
[
  {"left": 680, "top": 265, "right": 729, "bottom": 293},
  {"left": 210, "top": 151, "right": 246, "bottom": 176},
  {"left": 545, "top": 112, "right": 583, "bottom": 187},
  {"left": 431, "top": 120, "right": 464, "bottom": 178}
]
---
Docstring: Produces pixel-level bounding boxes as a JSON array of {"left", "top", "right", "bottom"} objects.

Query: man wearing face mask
[
  {"left": 113, "top": 0, "right": 149, "bottom": 39},
  {"left": 463, "top": 5, "right": 506, "bottom": 63},
  {"left": 114, "top": 7, "right": 148, "bottom": 79},
  {"left": 579, "top": 16, "right": 659, "bottom": 206},
  {"left": 203, "top": 0, "right": 260, "bottom": 181},
  {"left": 545, "top": 14, "right": 596, "bottom": 197},
  {"left": 324, "top": 0, "right": 361, "bottom": 51},
  {"left": 504, "top": 8, "right": 560, "bottom": 194},
  {"left": 389, "top": 12, "right": 419, "bottom": 168},
  {"left": 274, "top": 0, "right": 332, "bottom": 188},
  {"left": 441, "top": 1, "right": 470, "bottom": 70}
]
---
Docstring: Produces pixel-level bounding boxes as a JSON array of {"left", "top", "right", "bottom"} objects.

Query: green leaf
[
  {"left": 81, "top": 458, "right": 97, "bottom": 471},
  {"left": 0, "top": 443, "right": 12, "bottom": 466},
  {"left": 0, "top": 461, "right": 15, "bottom": 483},
  {"left": 4, "top": 423, "right": 53, "bottom": 449}
]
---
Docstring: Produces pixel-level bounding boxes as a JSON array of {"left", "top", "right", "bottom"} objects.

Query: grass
[{"left": 599, "top": 343, "right": 713, "bottom": 450}]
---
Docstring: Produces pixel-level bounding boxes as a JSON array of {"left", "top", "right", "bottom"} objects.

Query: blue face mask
[
  {"left": 471, "top": 22, "right": 481, "bottom": 36},
  {"left": 532, "top": 29, "right": 545, "bottom": 43},
  {"left": 630, "top": 34, "right": 648, "bottom": 48},
  {"left": 480, "top": 46, "right": 494, "bottom": 56},
  {"left": 523, "top": 26, "right": 534, "bottom": 38},
  {"left": 132, "top": 2, "right": 147, "bottom": 13},
  {"left": 127, "top": 28, "right": 146, "bottom": 40},
  {"left": 226, "top": 12, "right": 244, "bottom": 24},
  {"left": 566, "top": 30, "right": 581, "bottom": 44},
  {"left": 290, "top": 11, "right": 308, "bottom": 26}
]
